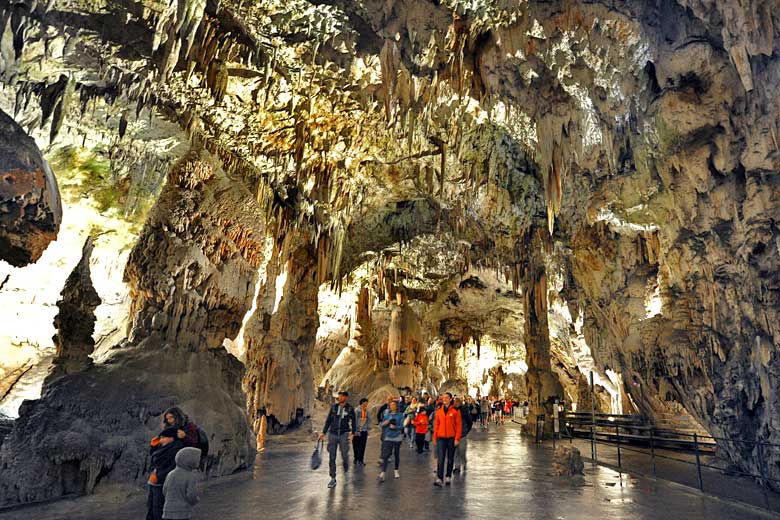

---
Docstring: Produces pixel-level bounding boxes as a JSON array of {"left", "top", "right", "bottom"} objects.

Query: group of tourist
[{"left": 318, "top": 390, "right": 521, "bottom": 489}]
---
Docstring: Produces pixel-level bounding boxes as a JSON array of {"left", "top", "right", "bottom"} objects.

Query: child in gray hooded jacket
[{"left": 162, "top": 447, "right": 201, "bottom": 520}]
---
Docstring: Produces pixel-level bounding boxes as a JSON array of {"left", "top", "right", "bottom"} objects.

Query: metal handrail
[{"left": 552, "top": 413, "right": 780, "bottom": 512}]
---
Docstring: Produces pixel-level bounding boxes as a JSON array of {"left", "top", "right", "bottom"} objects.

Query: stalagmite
[
  {"left": 387, "top": 290, "right": 423, "bottom": 389},
  {"left": 49, "top": 237, "right": 101, "bottom": 375}
]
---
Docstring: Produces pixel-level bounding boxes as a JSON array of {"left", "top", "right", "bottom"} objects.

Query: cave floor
[{"left": 2, "top": 423, "right": 776, "bottom": 520}]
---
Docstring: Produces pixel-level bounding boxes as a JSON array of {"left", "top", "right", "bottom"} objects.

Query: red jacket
[
  {"left": 412, "top": 414, "right": 429, "bottom": 434},
  {"left": 433, "top": 405, "right": 462, "bottom": 442}
]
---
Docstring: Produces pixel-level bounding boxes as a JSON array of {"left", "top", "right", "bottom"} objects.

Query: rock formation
[
  {"left": 387, "top": 291, "right": 423, "bottom": 389},
  {"left": 0, "top": 108, "right": 61, "bottom": 266},
  {"left": 0, "top": 151, "right": 258, "bottom": 505},
  {"left": 552, "top": 446, "right": 585, "bottom": 477},
  {"left": 50, "top": 237, "right": 101, "bottom": 375}
]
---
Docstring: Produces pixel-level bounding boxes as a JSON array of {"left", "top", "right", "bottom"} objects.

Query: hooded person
[
  {"left": 147, "top": 427, "right": 184, "bottom": 520},
  {"left": 162, "top": 447, "right": 201, "bottom": 520}
]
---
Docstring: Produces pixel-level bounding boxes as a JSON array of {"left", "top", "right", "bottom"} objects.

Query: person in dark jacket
[
  {"left": 147, "top": 428, "right": 184, "bottom": 520},
  {"left": 453, "top": 397, "right": 473, "bottom": 474},
  {"left": 162, "top": 407, "right": 199, "bottom": 448},
  {"left": 319, "top": 391, "right": 356, "bottom": 488},
  {"left": 353, "top": 398, "right": 371, "bottom": 465}
]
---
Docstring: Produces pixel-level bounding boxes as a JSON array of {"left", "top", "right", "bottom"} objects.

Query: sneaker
[
  {"left": 433, "top": 479, "right": 443, "bottom": 487},
  {"left": 378, "top": 472, "right": 385, "bottom": 482},
  {"left": 453, "top": 467, "right": 461, "bottom": 474},
  {"left": 394, "top": 470, "right": 400, "bottom": 479},
  {"left": 328, "top": 478, "right": 337, "bottom": 488},
  {"left": 445, "top": 477, "right": 451, "bottom": 485}
]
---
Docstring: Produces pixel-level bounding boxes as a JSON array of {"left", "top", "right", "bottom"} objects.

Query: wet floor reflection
[{"left": 1, "top": 424, "right": 773, "bottom": 520}]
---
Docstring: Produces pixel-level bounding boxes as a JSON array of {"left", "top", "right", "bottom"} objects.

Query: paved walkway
[{"left": 2, "top": 424, "right": 777, "bottom": 519}]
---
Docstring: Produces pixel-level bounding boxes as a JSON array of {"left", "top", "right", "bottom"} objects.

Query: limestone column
[
  {"left": 387, "top": 291, "right": 423, "bottom": 389},
  {"left": 523, "top": 227, "right": 563, "bottom": 434},
  {"left": 243, "top": 232, "right": 319, "bottom": 435}
]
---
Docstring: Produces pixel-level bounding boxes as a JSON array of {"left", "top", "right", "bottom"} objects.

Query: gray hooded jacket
[{"left": 162, "top": 447, "right": 201, "bottom": 519}]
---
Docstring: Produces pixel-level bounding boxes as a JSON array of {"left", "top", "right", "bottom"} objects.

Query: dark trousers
[
  {"left": 380, "top": 440, "right": 401, "bottom": 472},
  {"left": 146, "top": 485, "right": 164, "bottom": 520},
  {"left": 436, "top": 437, "right": 456, "bottom": 480},
  {"left": 327, "top": 432, "right": 350, "bottom": 478},
  {"left": 415, "top": 433, "right": 426, "bottom": 453},
  {"left": 352, "top": 431, "right": 368, "bottom": 462}
]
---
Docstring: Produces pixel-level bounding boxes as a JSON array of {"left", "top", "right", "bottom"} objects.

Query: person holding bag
[{"left": 319, "top": 391, "right": 356, "bottom": 489}]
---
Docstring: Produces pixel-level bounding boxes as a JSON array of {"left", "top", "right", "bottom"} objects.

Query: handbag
[{"left": 310, "top": 439, "right": 323, "bottom": 470}]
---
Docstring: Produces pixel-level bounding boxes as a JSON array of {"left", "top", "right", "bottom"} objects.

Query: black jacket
[
  {"left": 150, "top": 439, "right": 184, "bottom": 483},
  {"left": 376, "top": 403, "right": 388, "bottom": 424},
  {"left": 323, "top": 403, "right": 356, "bottom": 435},
  {"left": 457, "top": 405, "right": 474, "bottom": 437}
]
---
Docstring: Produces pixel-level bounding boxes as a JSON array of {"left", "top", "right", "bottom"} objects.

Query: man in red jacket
[{"left": 432, "top": 392, "right": 461, "bottom": 486}]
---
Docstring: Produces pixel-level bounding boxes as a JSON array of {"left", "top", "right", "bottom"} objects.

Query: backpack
[{"left": 195, "top": 426, "right": 209, "bottom": 469}]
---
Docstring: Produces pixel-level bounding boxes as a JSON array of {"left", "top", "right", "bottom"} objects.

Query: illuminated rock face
[
  {"left": 387, "top": 293, "right": 423, "bottom": 389},
  {"left": 0, "top": 109, "right": 61, "bottom": 266}
]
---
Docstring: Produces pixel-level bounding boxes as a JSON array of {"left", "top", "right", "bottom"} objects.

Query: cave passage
[{"left": 1, "top": 0, "right": 780, "bottom": 516}]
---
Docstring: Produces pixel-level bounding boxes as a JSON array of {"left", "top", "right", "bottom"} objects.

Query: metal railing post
[
  {"left": 757, "top": 441, "right": 770, "bottom": 509},
  {"left": 616, "top": 425, "right": 621, "bottom": 468},
  {"left": 590, "top": 371, "right": 597, "bottom": 462},
  {"left": 694, "top": 433, "right": 704, "bottom": 491},
  {"left": 649, "top": 429, "right": 657, "bottom": 479}
]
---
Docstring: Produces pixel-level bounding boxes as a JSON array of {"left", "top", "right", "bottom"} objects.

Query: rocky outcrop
[
  {"left": 50, "top": 237, "right": 101, "bottom": 375},
  {"left": 0, "top": 109, "right": 61, "bottom": 266},
  {"left": 552, "top": 446, "right": 584, "bottom": 477},
  {"left": 124, "top": 150, "right": 265, "bottom": 350},
  {"left": 0, "top": 150, "right": 260, "bottom": 505},
  {"left": 0, "top": 342, "right": 254, "bottom": 506}
]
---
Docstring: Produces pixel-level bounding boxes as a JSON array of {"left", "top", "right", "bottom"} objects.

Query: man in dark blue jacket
[
  {"left": 453, "top": 396, "right": 473, "bottom": 473},
  {"left": 319, "top": 390, "right": 356, "bottom": 488}
]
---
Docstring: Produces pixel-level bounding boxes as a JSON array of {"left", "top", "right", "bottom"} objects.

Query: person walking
[
  {"left": 467, "top": 397, "right": 479, "bottom": 427},
  {"left": 404, "top": 397, "right": 419, "bottom": 447},
  {"left": 412, "top": 408, "right": 429, "bottom": 454},
  {"left": 378, "top": 400, "right": 405, "bottom": 482},
  {"left": 353, "top": 398, "right": 370, "bottom": 465},
  {"left": 452, "top": 397, "right": 473, "bottom": 474},
  {"left": 479, "top": 396, "right": 490, "bottom": 430},
  {"left": 319, "top": 390, "right": 356, "bottom": 488},
  {"left": 432, "top": 392, "right": 461, "bottom": 487}
]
